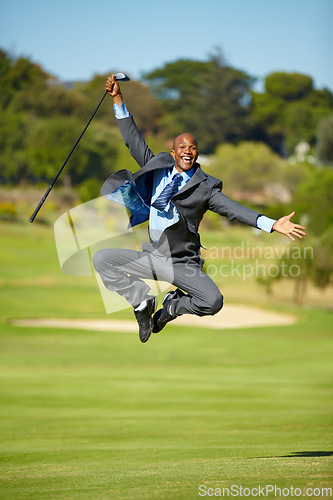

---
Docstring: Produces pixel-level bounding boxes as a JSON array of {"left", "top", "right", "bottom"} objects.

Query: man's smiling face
[{"left": 171, "top": 133, "right": 198, "bottom": 173}]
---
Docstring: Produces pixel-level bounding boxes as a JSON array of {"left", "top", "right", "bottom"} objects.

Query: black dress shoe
[
  {"left": 152, "top": 289, "right": 183, "bottom": 334},
  {"left": 152, "top": 306, "right": 176, "bottom": 334},
  {"left": 134, "top": 296, "right": 157, "bottom": 343}
]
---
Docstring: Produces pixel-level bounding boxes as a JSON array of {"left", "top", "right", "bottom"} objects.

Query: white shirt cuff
[
  {"left": 113, "top": 101, "right": 130, "bottom": 119},
  {"left": 256, "top": 215, "right": 276, "bottom": 233}
]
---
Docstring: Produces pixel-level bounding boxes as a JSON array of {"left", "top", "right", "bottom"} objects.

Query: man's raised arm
[{"left": 105, "top": 75, "right": 154, "bottom": 168}]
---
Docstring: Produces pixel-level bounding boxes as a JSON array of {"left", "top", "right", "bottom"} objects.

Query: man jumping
[{"left": 93, "top": 75, "right": 306, "bottom": 343}]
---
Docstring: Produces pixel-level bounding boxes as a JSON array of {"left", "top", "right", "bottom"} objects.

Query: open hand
[{"left": 272, "top": 211, "right": 306, "bottom": 241}]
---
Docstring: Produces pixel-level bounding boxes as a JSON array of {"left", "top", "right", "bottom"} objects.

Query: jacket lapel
[{"left": 133, "top": 152, "right": 175, "bottom": 180}]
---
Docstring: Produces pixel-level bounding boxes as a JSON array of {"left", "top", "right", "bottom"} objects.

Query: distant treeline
[{"left": 0, "top": 48, "right": 333, "bottom": 188}]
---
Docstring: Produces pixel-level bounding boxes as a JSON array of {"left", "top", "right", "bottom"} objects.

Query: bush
[
  {"left": 316, "top": 115, "right": 333, "bottom": 165},
  {"left": 78, "top": 179, "right": 102, "bottom": 203},
  {"left": 0, "top": 201, "right": 17, "bottom": 220}
]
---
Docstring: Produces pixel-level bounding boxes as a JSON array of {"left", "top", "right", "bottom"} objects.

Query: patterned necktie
[{"left": 152, "top": 173, "right": 183, "bottom": 211}]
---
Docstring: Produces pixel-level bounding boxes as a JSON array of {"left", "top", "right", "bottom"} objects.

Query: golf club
[{"left": 28, "top": 73, "right": 130, "bottom": 223}]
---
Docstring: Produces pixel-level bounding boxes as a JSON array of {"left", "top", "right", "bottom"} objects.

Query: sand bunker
[{"left": 12, "top": 304, "right": 295, "bottom": 332}]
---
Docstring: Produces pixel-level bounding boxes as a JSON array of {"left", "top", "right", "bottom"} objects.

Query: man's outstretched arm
[{"left": 208, "top": 188, "right": 306, "bottom": 241}]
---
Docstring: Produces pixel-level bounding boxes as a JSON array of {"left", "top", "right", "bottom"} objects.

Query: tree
[
  {"left": 144, "top": 53, "right": 255, "bottom": 153},
  {"left": 264, "top": 72, "right": 313, "bottom": 100},
  {"left": 260, "top": 167, "right": 333, "bottom": 304},
  {"left": 0, "top": 49, "right": 49, "bottom": 109},
  {"left": 292, "top": 167, "right": 333, "bottom": 236},
  {"left": 249, "top": 72, "right": 333, "bottom": 155},
  {"left": 0, "top": 54, "right": 122, "bottom": 186},
  {"left": 207, "top": 141, "right": 283, "bottom": 195},
  {"left": 9, "top": 80, "right": 85, "bottom": 118},
  {"left": 0, "top": 109, "right": 30, "bottom": 182},
  {"left": 259, "top": 227, "right": 333, "bottom": 305},
  {"left": 206, "top": 140, "right": 310, "bottom": 205},
  {"left": 0, "top": 50, "right": 12, "bottom": 108},
  {"left": 25, "top": 116, "right": 119, "bottom": 186},
  {"left": 316, "top": 116, "right": 333, "bottom": 165},
  {"left": 80, "top": 73, "right": 162, "bottom": 135}
]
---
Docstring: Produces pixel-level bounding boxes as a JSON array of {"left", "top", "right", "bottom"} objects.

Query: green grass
[
  {"left": 0, "top": 220, "right": 332, "bottom": 499},
  {"left": 1, "top": 317, "right": 332, "bottom": 499}
]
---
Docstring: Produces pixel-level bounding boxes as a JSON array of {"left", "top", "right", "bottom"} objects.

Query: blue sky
[{"left": 0, "top": 0, "right": 332, "bottom": 92}]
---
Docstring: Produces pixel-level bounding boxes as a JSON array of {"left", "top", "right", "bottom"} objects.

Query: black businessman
[{"left": 93, "top": 75, "right": 306, "bottom": 343}]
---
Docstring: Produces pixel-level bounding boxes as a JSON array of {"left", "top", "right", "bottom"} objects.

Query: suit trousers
[{"left": 93, "top": 245, "right": 223, "bottom": 317}]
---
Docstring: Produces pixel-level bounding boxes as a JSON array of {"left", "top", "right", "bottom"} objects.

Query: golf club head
[{"left": 114, "top": 73, "right": 130, "bottom": 81}]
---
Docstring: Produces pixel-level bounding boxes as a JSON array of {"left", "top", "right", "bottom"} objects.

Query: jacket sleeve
[
  {"left": 116, "top": 116, "right": 155, "bottom": 168},
  {"left": 208, "top": 185, "right": 261, "bottom": 228}
]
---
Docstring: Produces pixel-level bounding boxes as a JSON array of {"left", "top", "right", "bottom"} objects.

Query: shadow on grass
[{"left": 247, "top": 451, "right": 333, "bottom": 459}]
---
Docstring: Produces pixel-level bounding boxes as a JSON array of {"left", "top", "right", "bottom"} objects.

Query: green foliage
[
  {"left": 283, "top": 101, "right": 316, "bottom": 152},
  {"left": 258, "top": 167, "right": 333, "bottom": 302},
  {"left": 284, "top": 92, "right": 332, "bottom": 153},
  {"left": 144, "top": 53, "right": 254, "bottom": 153},
  {"left": 260, "top": 229, "right": 333, "bottom": 303},
  {"left": 249, "top": 92, "right": 284, "bottom": 152},
  {"left": 316, "top": 115, "right": 333, "bottom": 165},
  {"left": 77, "top": 74, "right": 162, "bottom": 134},
  {"left": 0, "top": 49, "right": 49, "bottom": 108},
  {"left": 293, "top": 166, "right": 333, "bottom": 236},
  {"left": 78, "top": 178, "right": 102, "bottom": 203},
  {"left": 25, "top": 117, "right": 119, "bottom": 185},
  {"left": 25, "top": 116, "right": 85, "bottom": 182},
  {"left": 116, "top": 79, "right": 162, "bottom": 135},
  {"left": 0, "top": 51, "right": 162, "bottom": 187},
  {"left": 250, "top": 72, "right": 333, "bottom": 154},
  {"left": 265, "top": 72, "right": 313, "bottom": 100},
  {"left": 9, "top": 80, "right": 85, "bottom": 117},
  {"left": 1, "top": 48, "right": 333, "bottom": 193},
  {"left": 0, "top": 110, "right": 30, "bottom": 181},
  {"left": 208, "top": 141, "right": 282, "bottom": 192},
  {"left": 0, "top": 201, "right": 16, "bottom": 220},
  {"left": 312, "top": 228, "right": 333, "bottom": 289},
  {"left": 206, "top": 141, "right": 309, "bottom": 203}
]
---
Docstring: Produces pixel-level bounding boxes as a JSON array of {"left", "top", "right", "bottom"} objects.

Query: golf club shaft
[{"left": 29, "top": 91, "right": 108, "bottom": 223}]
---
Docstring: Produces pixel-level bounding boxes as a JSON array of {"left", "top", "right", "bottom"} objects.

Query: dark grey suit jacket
[{"left": 101, "top": 116, "right": 261, "bottom": 261}]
